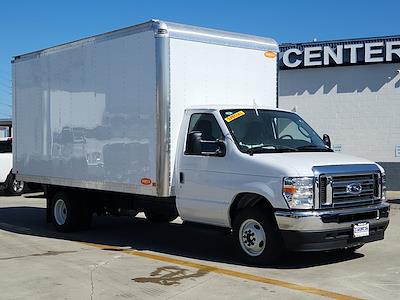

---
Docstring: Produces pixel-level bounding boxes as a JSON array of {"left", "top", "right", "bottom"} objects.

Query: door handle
[{"left": 179, "top": 172, "right": 184, "bottom": 184}]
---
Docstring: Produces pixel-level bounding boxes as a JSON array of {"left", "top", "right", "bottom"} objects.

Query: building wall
[{"left": 278, "top": 62, "right": 400, "bottom": 189}]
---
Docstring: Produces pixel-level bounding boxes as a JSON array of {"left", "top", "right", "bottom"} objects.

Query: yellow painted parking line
[{"left": 81, "top": 242, "right": 361, "bottom": 300}]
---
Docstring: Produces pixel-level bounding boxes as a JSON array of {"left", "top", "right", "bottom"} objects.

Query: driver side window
[
  {"left": 185, "top": 113, "right": 224, "bottom": 155},
  {"left": 188, "top": 113, "right": 224, "bottom": 141}
]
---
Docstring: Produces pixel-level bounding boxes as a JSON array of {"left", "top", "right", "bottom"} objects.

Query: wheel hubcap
[
  {"left": 54, "top": 199, "right": 67, "bottom": 225},
  {"left": 239, "top": 219, "right": 266, "bottom": 256},
  {"left": 13, "top": 179, "right": 24, "bottom": 193}
]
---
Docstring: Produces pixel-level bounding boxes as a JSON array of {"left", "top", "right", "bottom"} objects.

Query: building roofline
[
  {"left": 0, "top": 119, "right": 12, "bottom": 126},
  {"left": 280, "top": 34, "right": 400, "bottom": 49}
]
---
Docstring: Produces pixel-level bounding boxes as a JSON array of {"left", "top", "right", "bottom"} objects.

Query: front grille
[{"left": 319, "top": 173, "right": 381, "bottom": 208}]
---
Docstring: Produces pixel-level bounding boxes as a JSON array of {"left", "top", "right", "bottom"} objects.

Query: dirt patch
[{"left": 132, "top": 265, "right": 208, "bottom": 286}]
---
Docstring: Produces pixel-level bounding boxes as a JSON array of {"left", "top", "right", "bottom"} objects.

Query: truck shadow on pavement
[{"left": 0, "top": 203, "right": 364, "bottom": 269}]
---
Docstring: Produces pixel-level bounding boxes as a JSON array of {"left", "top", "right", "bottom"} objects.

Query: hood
[{"left": 238, "top": 151, "right": 378, "bottom": 177}]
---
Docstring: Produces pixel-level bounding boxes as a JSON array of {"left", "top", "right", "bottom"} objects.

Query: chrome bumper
[{"left": 274, "top": 202, "right": 390, "bottom": 231}]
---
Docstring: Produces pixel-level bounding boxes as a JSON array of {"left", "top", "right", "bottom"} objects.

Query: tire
[
  {"left": 144, "top": 210, "right": 178, "bottom": 223},
  {"left": 233, "top": 208, "right": 283, "bottom": 265},
  {"left": 7, "top": 175, "right": 26, "bottom": 196},
  {"left": 51, "top": 192, "right": 92, "bottom": 232}
]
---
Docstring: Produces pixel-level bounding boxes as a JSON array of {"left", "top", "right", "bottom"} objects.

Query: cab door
[{"left": 176, "top": 112, "right": 230, "bottom": 226}]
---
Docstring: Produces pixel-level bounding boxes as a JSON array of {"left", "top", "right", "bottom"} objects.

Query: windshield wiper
[
  {"left": 245, "top": 144, "right": 298, "bottom": 155},
  {"left": 296, "top": 145, "right": 333, "bottom": 152}
]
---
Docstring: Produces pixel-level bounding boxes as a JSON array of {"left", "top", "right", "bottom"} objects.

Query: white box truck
[{"left": 13, "top": 20, "right": 389, "bottom": 264}]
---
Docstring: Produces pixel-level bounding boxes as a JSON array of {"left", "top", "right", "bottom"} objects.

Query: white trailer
[{"left": 13, "top": 20, "right": 389, "bottom": 265}]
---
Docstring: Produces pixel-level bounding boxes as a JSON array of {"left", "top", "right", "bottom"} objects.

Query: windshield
[{"left": 220, "top": 109, "right": 330, "bottom": 153}]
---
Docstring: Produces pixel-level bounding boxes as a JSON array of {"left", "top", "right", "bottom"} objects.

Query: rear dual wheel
[{"left": 51, "top": 192, "right": 92, "bottom": 232}]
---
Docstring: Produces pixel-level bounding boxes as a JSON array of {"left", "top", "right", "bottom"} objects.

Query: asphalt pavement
[{"left": 0, "top": 192, "right": 399, "bottom": 299}]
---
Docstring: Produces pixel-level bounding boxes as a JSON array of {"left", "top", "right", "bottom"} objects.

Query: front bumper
[{"left": 274, "top": 202, "right": 390, "bottom": 251}]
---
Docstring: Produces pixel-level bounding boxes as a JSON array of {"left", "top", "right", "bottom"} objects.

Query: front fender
[{"left": 226, "top": 175, "right": 288, "bottom": 226}]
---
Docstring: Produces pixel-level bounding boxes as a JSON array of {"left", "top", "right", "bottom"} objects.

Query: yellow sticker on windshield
[{"left": 224, "top": 110, "right": 245, "bottom": 122}]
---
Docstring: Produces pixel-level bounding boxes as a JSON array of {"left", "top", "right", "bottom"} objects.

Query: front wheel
[{"left": 233, "top": 208, "right": 283, "bottom": 265}]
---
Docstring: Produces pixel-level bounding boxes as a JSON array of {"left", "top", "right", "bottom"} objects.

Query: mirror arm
[{"left": 200, "top": 139, "right": 226, "bottom": 157}]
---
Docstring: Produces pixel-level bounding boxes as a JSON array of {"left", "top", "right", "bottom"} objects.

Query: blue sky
[{"left": 1, "top": 0, "right": 399, "bottom": 117}]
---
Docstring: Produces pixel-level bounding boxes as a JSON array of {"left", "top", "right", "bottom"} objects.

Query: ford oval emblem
[{"left": 346, "top": 182, "right": 362, "bottom": 195}]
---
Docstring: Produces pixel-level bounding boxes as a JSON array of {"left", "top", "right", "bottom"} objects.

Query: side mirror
[
  {"left": 186, "top": 131, "right": 202, "bottom": 155},
  {"left": 322, "top": 134, "right": 331, "bottom": 149},
  {"left": 186, "top": 132, "right": 226, "bottom": 157}
]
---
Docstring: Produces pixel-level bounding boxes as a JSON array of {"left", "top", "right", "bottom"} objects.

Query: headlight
[
  {"left": 381, "top": 172, "right": 386, "bottom": 201},
  {"left": 283, "top": 177, "right": 314, "bottom": 209}
]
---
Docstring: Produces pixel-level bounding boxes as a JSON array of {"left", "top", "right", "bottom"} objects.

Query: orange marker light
[
  {"left": 264, "top": 51, "right": 277, "bottom": 59},
  {"left": 283, "top": 186, "right": 297, "bottom": 194},
  {"left": 140, "top": 178, "right": 152, "bottom": 185}
]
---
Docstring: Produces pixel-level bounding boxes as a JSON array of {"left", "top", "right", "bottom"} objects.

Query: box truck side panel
[
  {"left": 14, "top": 30, "right": 159, "bottom": 195},
  {"left": 169, "top": 38, "right": 277, "bottom": 181}
]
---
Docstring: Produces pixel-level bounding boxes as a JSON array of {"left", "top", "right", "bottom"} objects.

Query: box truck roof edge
[{"left": 11, "top": 19, "right": 279, "bottom": 63}]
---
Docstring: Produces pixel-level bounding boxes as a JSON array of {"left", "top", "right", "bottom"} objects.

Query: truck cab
[{"left": 176, "top": 106, "right": 389, "bottom": 264}]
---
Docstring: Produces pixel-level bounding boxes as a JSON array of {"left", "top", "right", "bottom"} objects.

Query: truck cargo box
[{"left": 13, "top": 20, "right": 278, "bottom": 197}]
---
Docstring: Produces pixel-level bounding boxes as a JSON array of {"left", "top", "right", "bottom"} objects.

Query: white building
[{"left": 278, "top": 36, "right": 400, "bottom": 189}]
